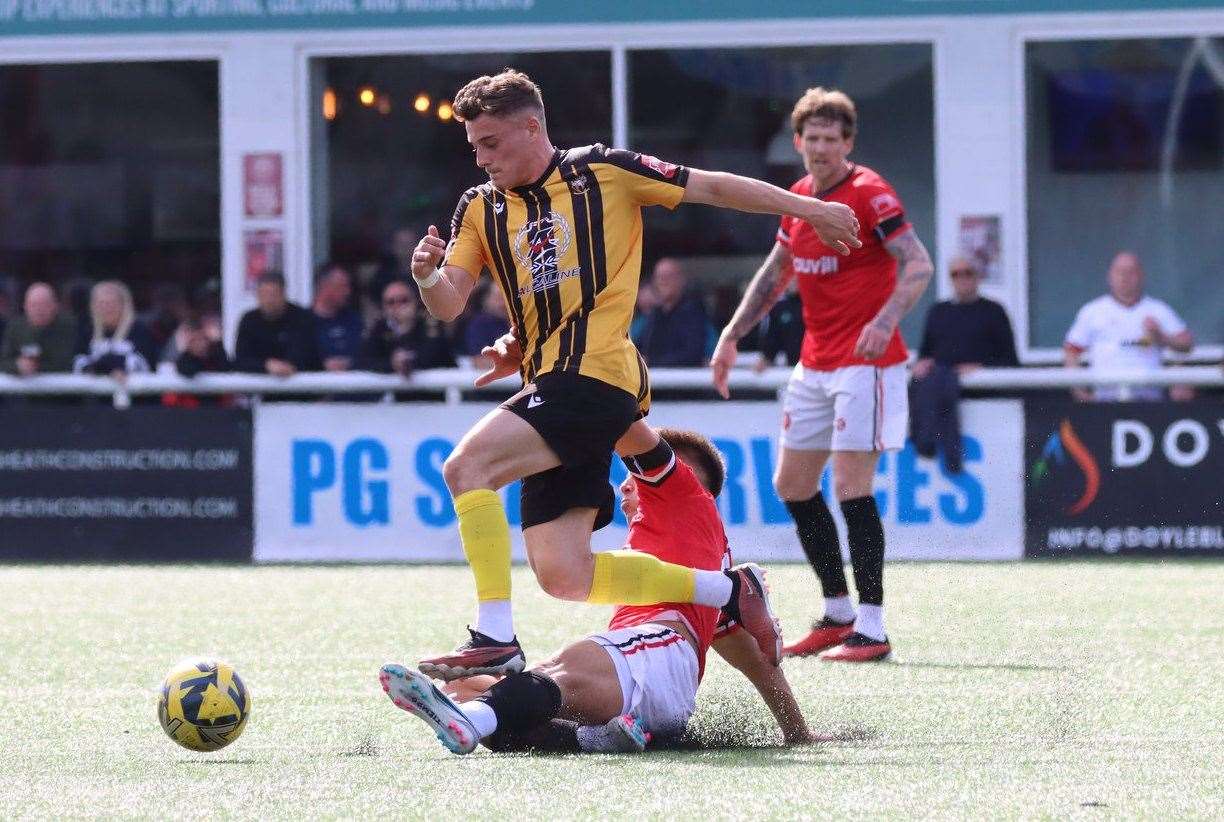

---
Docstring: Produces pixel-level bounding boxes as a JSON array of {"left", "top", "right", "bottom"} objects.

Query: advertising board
[{"left": 255, "top": 400, "right": 1024, "bottom": 563}]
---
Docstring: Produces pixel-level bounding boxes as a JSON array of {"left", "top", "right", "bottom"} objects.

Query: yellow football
[{"left": 157, "top": 658, "right": 251, "bottom": 752}]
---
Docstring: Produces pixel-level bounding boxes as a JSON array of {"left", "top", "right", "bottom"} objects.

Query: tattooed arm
[
  {"left": 852, "top": 227, "right": 934, "bottom": 360},
  {"left": 710, "top": 242, "right": 795, "bottom": 398}
]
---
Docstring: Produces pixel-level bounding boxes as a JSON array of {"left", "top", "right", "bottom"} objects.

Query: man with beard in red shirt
[{"left": 711, "top": 87, "right": 934, "bottom": 662}]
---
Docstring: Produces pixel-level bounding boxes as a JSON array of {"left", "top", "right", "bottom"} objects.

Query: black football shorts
[{"left": 502, "top": 371, "right": 638, "bottom": 530}]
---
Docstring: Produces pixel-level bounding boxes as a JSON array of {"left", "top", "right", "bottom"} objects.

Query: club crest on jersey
[
  {"left": 637, "top": 154, "right": 678, "bottom": 179},
  {"left": 513, "top": 210, "right": 580, "bottom": 296},
  {"left": 869, "top": 192, "right": 902, "bottom": 220}
]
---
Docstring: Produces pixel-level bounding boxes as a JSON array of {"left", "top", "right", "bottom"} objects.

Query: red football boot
[
  {"left": 782, "top": 617, "right": 855, "bottom": 658},
  {"left": 819, "top": 632, "right": 892, "bottom": 663}
]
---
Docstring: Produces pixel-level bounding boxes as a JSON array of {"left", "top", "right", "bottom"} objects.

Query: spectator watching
[
  {"left": 72, "top": 280, "right": 158, "bottom": 377},
  {"left": 1063, "top": 251, "right": 1192, "bottom": 401},
  {"left": 312, "top": 263, "right": 364, "bottom": 372},
  {"left": 910, "top": 258, "right": 1018, "bottom": 473},
  {"left": 162, "top": 316, "right": 233, "bottom": 408},
  {"left": 1, "top": 282, "right": 77, "bottom": 375},
  {"left": 174, "top": 315, "right": 232, "bottom": 378},
  {"left": 913, "top": 256, "right": 1018, "bottom": 379},
  {"left": 359, "top": 279, "right": 456, "bottom": 375},
  {"left": 235, "top": 271, "right": 321, "bottom": 376},
  {"left": 634, "top": 257, "right": 711, "bottom": 367}
]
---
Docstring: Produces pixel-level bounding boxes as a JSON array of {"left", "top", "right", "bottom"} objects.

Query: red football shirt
[
  {"left": 607, "top": 459, "right": 730, "bottom": 680},
  {"left": 776, "top": 164, "right": 910, "bottom": 371}
]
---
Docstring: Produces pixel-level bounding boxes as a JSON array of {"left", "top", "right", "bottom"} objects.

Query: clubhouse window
[
  {"left": 1026, "top": 37, "right": 1224, "bottom": 348},
  {"left": 0, "top": 61, "right": 220, "bottom": 312},
  {"left": 311, "top": 51, "right": 613, "bottom": 278},
  {"left": 626, "top": 44, "right": 936, "bottom": 343}
]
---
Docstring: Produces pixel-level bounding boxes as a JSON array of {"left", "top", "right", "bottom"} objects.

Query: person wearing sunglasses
[
  {"left": 910, "top": 257, "right": 1019, "bottom": 474},
  {"left": 358, "top": 279, "right": 455, "bottom": 376}
]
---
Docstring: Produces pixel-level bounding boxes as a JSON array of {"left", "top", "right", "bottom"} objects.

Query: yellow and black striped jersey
[{"left": 444, "top": 144, "right": 689, "bottom": 411}]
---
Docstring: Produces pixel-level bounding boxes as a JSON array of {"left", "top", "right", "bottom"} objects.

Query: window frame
[
  {"left": 0, "top": 46, "right": 224, "bottom": 313},
  {"left": 1014, "top": 16, "right": 1224, "bottom": 363}
]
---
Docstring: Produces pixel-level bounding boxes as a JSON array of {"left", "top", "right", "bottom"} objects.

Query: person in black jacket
[
  {"left": 163, "top": 315, "right": 233, "bottom": 408},
  {"left": 913, "top": 257, "right": 1018, "bottom": 378},
  {"left": 175, "top": 315, "right": 232, "bottom": 378},
  {"left": 234, "top": 271, "right": 321, "bottom": 375},
  {"left": 359, "top": 279, "right": 455, "bottom": 375},
  {"left": 911, "top": 258, "right": 1018, "bottom": 473},
  {"left": 72, "top": 280, "right": 159, "bottom": 377}
]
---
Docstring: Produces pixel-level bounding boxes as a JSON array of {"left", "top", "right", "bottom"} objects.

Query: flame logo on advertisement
[{"left": 1031, "top": 419, "right": 1100, "bottom": 515}]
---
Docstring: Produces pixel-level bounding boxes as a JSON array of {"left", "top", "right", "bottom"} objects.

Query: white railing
[{"left": 0, "top": 365, "right": 1219, "bottom": 407}]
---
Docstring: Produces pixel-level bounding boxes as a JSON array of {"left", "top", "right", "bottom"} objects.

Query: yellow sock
[
  {"left": 587, "top": 550, "right": 696, "bottom": 605},
  {"left": 454, "top": 489, "right": 511, "bottom": 602}
]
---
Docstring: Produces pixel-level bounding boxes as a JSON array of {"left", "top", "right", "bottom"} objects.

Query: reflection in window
[
  {"left": 0, "top": 62, "right": 220, "bottom": 315},
  {"left": 1027, "top": 38, "right": 1224, "bottom": 348},
  {"left": 313, "top": 52, "right": 611, "bottom": 290},
  {"left": 628, "top": 45, "right": 935, "bottom": 345}
]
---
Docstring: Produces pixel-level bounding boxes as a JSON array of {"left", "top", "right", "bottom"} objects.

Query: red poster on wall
[
  {"left": 243, "top": 153, "right": 283, "bottom": 218},
  {"left": 244, "top": 229, "right": 284, "bottom": 290}
]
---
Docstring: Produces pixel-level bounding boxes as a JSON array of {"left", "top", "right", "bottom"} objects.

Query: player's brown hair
[
  {"left": 791, "top": 86, "right": 857, "bottom": 138},
  {"left": 657, "top": 427, "right": 726, "bottom": 499},
  {"left": 453, "top": 68, "right": 545, "bottom": 123}
]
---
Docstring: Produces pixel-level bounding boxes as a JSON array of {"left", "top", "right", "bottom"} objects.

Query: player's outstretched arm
[
  {"left": 853, "top": 227, "right": 935, "bottom": 360},
  {"left": 412, "top": 224, "right": 479, "bottom": 322},
  {"left": 712, "top": 627, "right": 816, "bottom": 745},
  {"left": 681, "top": 169, "right": 862, "bottom": 256},
  {"left": 710, "top": 242, "right": 795, "bottom": 398}
]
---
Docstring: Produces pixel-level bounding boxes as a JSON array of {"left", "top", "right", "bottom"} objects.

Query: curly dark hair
[
  {"left": 656, "top": 427, "right": 726, "bottom": 498},
  {"left": 453, "top": 68, "right": 545, "bottom": 123}
]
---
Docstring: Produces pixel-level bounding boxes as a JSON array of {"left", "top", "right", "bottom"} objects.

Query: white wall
[{"left": 220, "top": 38, "right": 303, "bottom": 350}]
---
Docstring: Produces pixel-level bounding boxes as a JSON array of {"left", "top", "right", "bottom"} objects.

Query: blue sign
[{"left": 287, "top": 432, "right": 986, "bottom": 531}]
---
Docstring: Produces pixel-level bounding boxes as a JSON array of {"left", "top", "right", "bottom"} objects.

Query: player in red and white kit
[
  {"left": 711, "top": 87, "right": 934, "bottom": 662},
  {"left": 379, "top": 428, "right": 812, "bottom": 754}
]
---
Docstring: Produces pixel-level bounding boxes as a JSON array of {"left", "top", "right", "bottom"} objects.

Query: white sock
[
  {"left": 692, "top": 569, "right": 734, "bottom": 608},
  {"left": 854, "top": 604, "right": 886, "bottom": 642},
  {"left": 476, "top": 600, "right": 514, "bottom": 643},
  {"left": 824, "top": 595, "right": 855, "bottom": 624},
  {"left": 459, "top": 700, "right": 498, "bottom": 739}
]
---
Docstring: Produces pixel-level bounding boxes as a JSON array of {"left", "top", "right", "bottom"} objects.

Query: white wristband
[{"left": 414, "top": 268, "right": 442, "bottom": 289}]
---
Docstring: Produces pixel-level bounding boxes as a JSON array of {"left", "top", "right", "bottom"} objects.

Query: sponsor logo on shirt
[{"left": 792, "top": 255, "right": 840, "bottom": 276}]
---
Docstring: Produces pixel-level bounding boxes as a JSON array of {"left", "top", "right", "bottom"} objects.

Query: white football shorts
[
  {"left": 588, "top": 623, "right": 699, "bottom": 741},
  {"left": 780, "top": 362, "right": 908, "bottom": 452}
]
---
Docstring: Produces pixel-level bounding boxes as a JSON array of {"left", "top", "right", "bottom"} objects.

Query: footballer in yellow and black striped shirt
[
  {"left": 408, "top": 69, "right": 862, "bottom": 681},
  {"left": 446, "top": 143, "right": 682, "bottom": 410}
]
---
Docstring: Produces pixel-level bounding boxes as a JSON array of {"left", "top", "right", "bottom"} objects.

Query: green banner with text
[{"left": 1, "top": 0, "right": 1219, "bottom": 38}]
